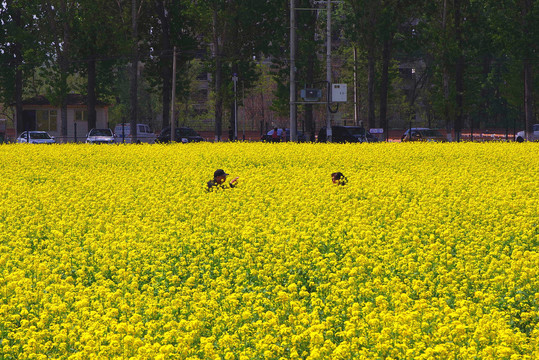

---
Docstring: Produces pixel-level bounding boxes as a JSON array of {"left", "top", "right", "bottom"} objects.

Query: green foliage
[
  {"left": 0, "top": 0, "right": 537, "bottom": 133},
  {"left": 0, "top": 0, "right": 45, "bottom": 106}
]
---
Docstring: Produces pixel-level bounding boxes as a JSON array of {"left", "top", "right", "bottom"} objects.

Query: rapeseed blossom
[{"left": 0, "top": 142, "right": 538, "bottom": 359}]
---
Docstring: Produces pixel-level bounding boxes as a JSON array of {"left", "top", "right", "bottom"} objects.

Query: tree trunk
[
  {"left": 229, "top": 101, "right": 235, "bottom": 141},
  {"left": 60, "top": 0, "right": 70, "bottom": 141},
  {"left": 454, "top": 0, "right": 464, "bottom": 142},
  {"left": 522, "top": 0, "right": 534, "bottom": 140},
  {"left": 130, "top": 0, "right": 138, "bottom": 142},
  {"left": 442, "top": 0, "right": 452, "bottom": 140},
  {"left": 15, "top": 66, "right": 23, "bottom": 133},
  {"left": 305, "top": 42, "right": 315, "bottom": 141},
  {"left": 229, "top": 63, "right": 239, "bottom": 140},
  {"left": 213, "top": 8, "right": 223, "bottom": 141},
  {"left": 87, "top": 56, "right": 97, "bottom": 130},
  {"left": 479, "top": 55, "right": 491, "bottom": 135},
  {"left": 259, "top": 92, "right": 265, "bottom": 136},
  {"left": 11, "top": 2, "right": 24, "bottom": 133},
  {"left": 379, "top": 38, "right": 391, "bottom": 141},
  {"left": 155, "top": 0, "right": 172, "bottom": 129},
  {"left": 301, "top": 4, "right": 316, "bottom": 141},
  {"left": 61, "top": 93, "right": 68, "bottom": 141},
  {"left": 524, "top": 60, "right": 534, "bottom": 140},
  {"left": 367, "top": 53, "right": 376, "bottom": 129},
  {"left": 162, "top": 64, "right": 172, "bottom": 129},
  {"left": 353, "top": 46, "right": 360, "bottom": 126}
]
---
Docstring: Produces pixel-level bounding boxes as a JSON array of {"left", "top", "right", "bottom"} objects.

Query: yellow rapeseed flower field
[{"left": 1, "top": 142, "right": 538, "bottom": 359}]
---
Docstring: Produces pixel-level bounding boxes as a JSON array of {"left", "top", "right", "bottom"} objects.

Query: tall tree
[
  {"left": 376, "top": 0, "right": 420, "bottom": 140},
  {"left": 70, "top": 0, "right": 129, "bottom": 130},
  {"left": 343, "top": 0, "right": 382, "bottom": 129},
  {"left": 419, "top": 0, "right": 463, "bottom": 138},
  {"left": 42, "top": 0, "right": 76, "bottom": 141},
  {"left": 520, "top": 0, "right": 537, "bottom": 140},
  {"left": 198, "top": 0, "right": 286, "bottom": 141},
  {"left": 296, "top": 0, "right": 323, "bottom": 141},
  {"left": 0, "top": 1, "right": 44, "bottom": 132},
  {"left": 1, "top": 1, "right": 22, "bottom": 131},
  {"left": 104, "top": 0, "right": 150, "bottom": 141},
  {"left": 144, "top": 0, "right": 198, "bottom": 130}
]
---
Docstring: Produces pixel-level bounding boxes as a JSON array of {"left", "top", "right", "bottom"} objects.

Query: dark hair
[
  {"left": 331, "top": 172, "right": 348, "bottom": 185},
  {"left": 214, "top": 169, "right": 228, "bottom": 178}
]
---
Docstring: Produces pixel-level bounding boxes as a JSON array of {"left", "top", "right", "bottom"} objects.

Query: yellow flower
[{"left": 1, "top": 142, "right": 538, "bottom": 358}]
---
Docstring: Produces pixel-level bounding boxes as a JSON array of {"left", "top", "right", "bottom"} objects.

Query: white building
[{"left": 15, "top": 94, "right": 110, "bottom": 142}]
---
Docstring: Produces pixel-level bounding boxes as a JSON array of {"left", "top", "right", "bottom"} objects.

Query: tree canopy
[{"left": 0, "top": 0, "right": 537, "bottom": 139}]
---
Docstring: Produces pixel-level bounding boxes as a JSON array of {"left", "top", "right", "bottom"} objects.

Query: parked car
[
  {"left": 515, "top": 124, "right": 539, "bottom": 142},
  {"left": 261, "top": 128, "right": 307, "bottom": 142},
  {"left": 86, "top": 128, "right": 115, "bottom": 144},
  {"left": 401, "top": 128, "right": 446, "bottom": 142},
  {"left": 155, "top": 126, "right": 205, "bottom": 143},
  {"left": 317, "top": 126, "right": 378, "bottom": 143},
  {"left": 16, "top": 131, "right": 55, "bottom": 144},
  {"left": 114, "top": 123, "right": 156, "bottom": 144}
]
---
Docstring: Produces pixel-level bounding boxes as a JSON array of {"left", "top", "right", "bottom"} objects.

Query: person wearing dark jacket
[
  {"left": 271, "top": 128, "right": 279, "bottom": 142},
  {"left": 207, "top": 169, "right": 239, "bottom": 191},
  {"left": 331, "top": 172, "right": 348, "bottom": 186}
]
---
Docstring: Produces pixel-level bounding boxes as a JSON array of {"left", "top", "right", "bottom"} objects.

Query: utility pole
[
  {"left": 170, "top": 46, "right": 176, "bottom": 143},
  {"left": 325, "top": 0, "right": 332, "bottom": 142},
  {"left": 290, "top": 0, "right": 297, "bottom": 142}
]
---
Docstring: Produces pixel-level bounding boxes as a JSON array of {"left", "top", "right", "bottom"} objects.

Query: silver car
[
  {"left": 86, "top": 128, "right": 115, "bottom": 144},
  {"left": 114, "top": 123, "right": 156, "bottom": 144},
  {"left": 16, "top": 131, "right": 55, "bottom": 144},
  {"left": 516, "top": 124, "right": 539, "bottom": 142}
]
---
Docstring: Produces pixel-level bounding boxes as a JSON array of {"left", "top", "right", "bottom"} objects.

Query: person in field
[
  {"left": 331, "top": 172, "right": 348, "bottom": 186},
  {"left": 271, "top": 128, "right": 280, "bottom": 142},
  {"left": 207, "top": 169, "right": 239, "bottom": 191}
]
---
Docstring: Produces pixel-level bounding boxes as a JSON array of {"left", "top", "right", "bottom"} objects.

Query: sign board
[
  {"left": 370, "top": 128, "right": 384, "bottom": 134},
  {"left": 300, "top": 88, "right": 322, "bottom": 101},
  {"left": 331, "top": 84, "right": 347, "bottom": 102}
]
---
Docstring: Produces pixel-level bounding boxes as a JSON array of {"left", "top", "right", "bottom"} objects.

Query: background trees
[
  {"left": 0, "top": 0, "right": 537, "bottom": 140},
  {"left": 0, "top": 0, "right": 45, "bottom": 133}
]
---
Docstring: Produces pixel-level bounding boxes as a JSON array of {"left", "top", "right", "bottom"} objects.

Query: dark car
[
  {"left": 155, "top": 127, "right": 204, "bottom": 143},
  {"left": 401, "top": 128, "right": 446, "bottom": 142},
  {"left": 261, "top": 128, "right": 307, "bottom": 142},
  {"left": 317, "top": 126, "right": 378, "bottom": 143}
]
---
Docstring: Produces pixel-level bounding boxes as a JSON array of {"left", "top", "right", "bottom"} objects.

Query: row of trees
[{"left": 0, "top": 0, "right": 537, "bottom": 141}]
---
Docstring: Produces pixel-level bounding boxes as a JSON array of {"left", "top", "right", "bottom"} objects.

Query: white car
[
  {"left": 114, "top": 123, "right": 156, "bottom": 144},
  {"left": 86, "top": 128, "right": 115, "bottom": 144},
  {"left": 16, "top": 131, "right": 55, "bottom": 144},
  {"left": 516, "top": 124, "right": 539, "bottom": 142}
]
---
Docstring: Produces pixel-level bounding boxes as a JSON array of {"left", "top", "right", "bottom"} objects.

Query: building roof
[{"left": 21, "top": 94, "right": 109, "bottom": 107}]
